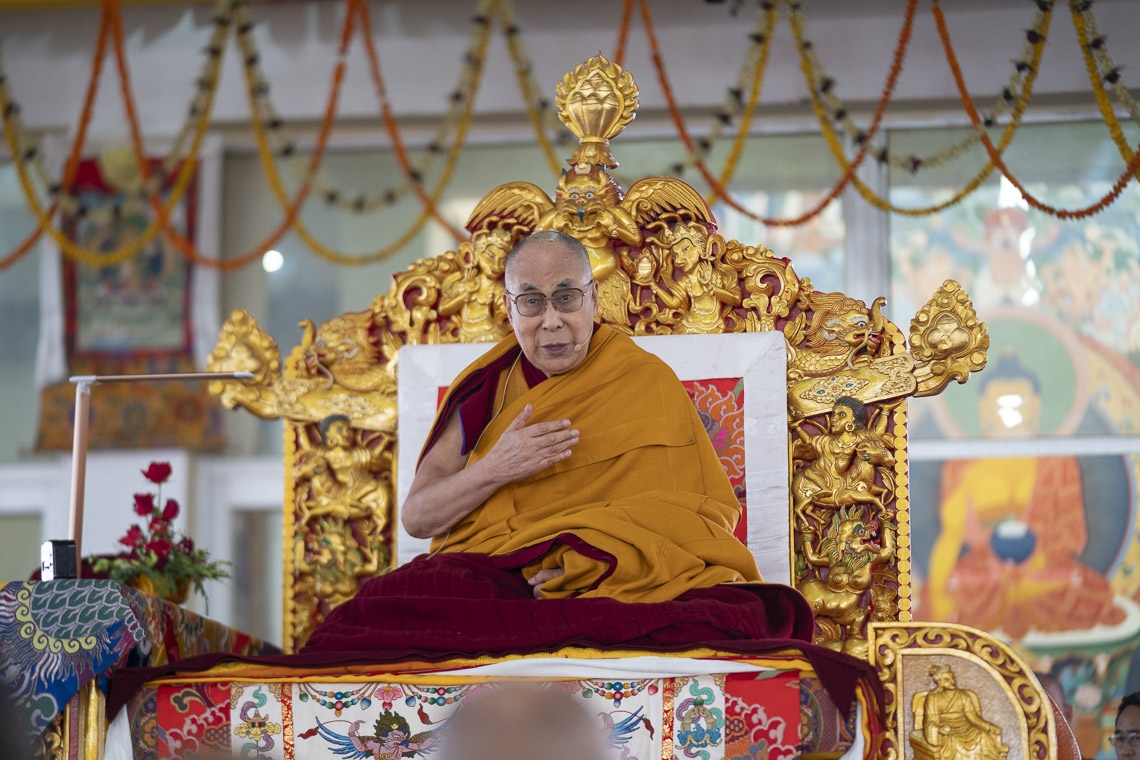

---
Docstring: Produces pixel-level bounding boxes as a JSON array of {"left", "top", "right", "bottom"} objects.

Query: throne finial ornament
[{"left": 555, "top": 52, "right": 639, "bottom": 168}]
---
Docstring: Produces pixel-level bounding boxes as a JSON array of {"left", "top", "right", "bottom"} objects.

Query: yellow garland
[
  {"left": 498, "top": 0, "right": 563, "bottom": 175},
  {"left": 246, "top": 0, "right": 484, "bottom": 214},
  {"left": 791, "top": 0, "right": 1052, "bottom": 173},
  {"left": 244, "top": 1, "right": 492, "bottom": 265},
  {"left": 672, "top": 2, "right": 778, "bottom": 180},
  {"left": 1071, "top": 4, "right": 1139, "bottom": 181},
  {"left": 1, "top": 0, "right": 221, "bottom": 268},
  {"left": 789, "top": 0, "right": 1050, "bottom": 216},
  {"left": 2, "top": 0, "right": 233, "bottom": 215},
  {"left": 707, "top": 4, "right": 777, "bottom": 203},
  {"left": 1074, "top": 1, "right": 1140, "bottom": 126}
]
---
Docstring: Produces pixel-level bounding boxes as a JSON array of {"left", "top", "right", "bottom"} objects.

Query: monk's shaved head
[
  {"left": 505, "top": 230, "right": 591, "bottom": 283},
  {"left": 441, "top": 686, "right": 605, "bottom": 760}
]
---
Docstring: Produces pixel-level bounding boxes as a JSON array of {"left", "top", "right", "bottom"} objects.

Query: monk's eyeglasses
[
  {"left": 1111, "top": 731, "right": 1140, "bottom": 748},
  {"left": 506, "top": 283, "right": 594, "bottom": 318}
]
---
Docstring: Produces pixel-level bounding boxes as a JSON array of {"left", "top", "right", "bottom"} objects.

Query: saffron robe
[{"left": 424, "top": 324, "right": 763, "bottom": 602}]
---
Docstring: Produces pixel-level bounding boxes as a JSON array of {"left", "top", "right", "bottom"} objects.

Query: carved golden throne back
[{"left": 207, "top": 54, "right": 988, "bottom": 655}]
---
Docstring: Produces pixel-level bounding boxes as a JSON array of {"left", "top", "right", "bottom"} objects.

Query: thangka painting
[
  {"left": 892, "top": 166, "right": 1140, "bottom": 758},
  {"left": 35, "top": 155, "right": 224, "bottom": 451}
]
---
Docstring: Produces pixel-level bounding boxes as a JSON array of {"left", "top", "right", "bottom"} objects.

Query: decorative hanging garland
[
  {"left": 658, "top": 2, "right": 779, "bottom": 185},
  {"left": 245, "top": 0, "right": 492, "bottom": 265},
  {"left": 1070, "top": 1, "right": 1139, "bottom": 180},
  {"left": 243, "top": 0, "right": 480, "bottom": 222},
  {"left": 159, "top": 0, "right": 358, "bottom": 269},
  {"left": 3, "top": 0, "right": 233, "bottom": 225},
  {"left": 85, "top": 0, "right": 352, "bottom": 271},
  {"left": 792, "top": 0, "right": 1048, "bottom": 217},
  {"left": 706, "top": 3, "right": 777, "bottom": 202},
  {"left": 640, "top": 0, "right": 916, "bottom": 226},
  {"left": 613, "top": 0, "right": 635, "bottom": 67},
  {"left": 0, "top": 0, "right": 240, "bottom": 270},
  {"left": 0, "top": 1, "right": 181, "bottom": 269},
  {"left": 613, "top": 0, "right": 783, "bottom": 190},
  {"left": 320, "top": 0, "right": 465, "bottom": 240},
  {"left": 498, "top": 0, "right": 571, "bottom": 174},
  {"left": 1072, "top": 0, "right": 1140, "bottom": 128},
  {"left": 789, "top": 0, "right": 1054, "bottom": 173},
  {"left": 108, "top": 0, "right": 240, "bottom": 254},
  {"left": 933, "top": 0, "right": 1140, "bottom": 219},
  {"left": 0, "top": 6, "right": 112, "bottom": 271},
  {"left": 5, "top": 0, "right": 1140, "bottom": 276}
]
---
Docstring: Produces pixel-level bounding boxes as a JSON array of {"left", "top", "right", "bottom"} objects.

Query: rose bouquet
[{"left": 91, "top": 461, "right": 230, "bottom": 605}]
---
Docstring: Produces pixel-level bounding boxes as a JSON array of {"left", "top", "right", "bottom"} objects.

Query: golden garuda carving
[{"left": 207, "top": 53, "right": 989, "bottom": 652}]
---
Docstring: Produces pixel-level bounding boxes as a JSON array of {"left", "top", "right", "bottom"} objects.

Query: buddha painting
[{"left": 923, "top": 352, "right": 1124, "bottom": 639}]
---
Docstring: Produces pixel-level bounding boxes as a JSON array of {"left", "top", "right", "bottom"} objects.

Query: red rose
[
  {"left": 149, "top": 516, "right": 168, "bottom": 534},
  {"left": 162, "top": 499, "right": 180, "bottom": 521},
  {"left": 119, "top": 524, "right": 143, "bottom": 548},
  {"left": 146, "top": 538, "right": 172, "bottom": 560},
  {"left": 178, "top": 537, "right": 195, "bottom": 554},
  {"left": 133, "top": 493, "right": 155, "bottom": 516},
  {"left": 142, "top": 462, "right": 172, "bottom": 485}
]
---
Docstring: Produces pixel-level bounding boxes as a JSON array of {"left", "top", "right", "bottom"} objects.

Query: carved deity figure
[
  {"left": 910, "top": 665, "right": 1009, "bottom": 760},
  {"left": 439, "top": 227, "right": 513, "bottom": 343},
  {"left": 792, "top": 397, "right": 894, "bottom": 528},
  {"left": 797, "top": 506, "right": 896, "bottom": 654},
  {"left": 293, "top": 414, "right": 391, "bottom": 632},
  {"left": 295, "top": 415, "right": 392, "bottom": 528},
  {"left": 648, "top": 222, "right": 742, "bottom": 334},
  {"left": 540, "top": 166, "right": 642, "bottom": 282}
]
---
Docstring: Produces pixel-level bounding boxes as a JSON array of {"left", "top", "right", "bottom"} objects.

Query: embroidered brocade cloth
[
  {"left": 122, "top": 667, "right": 863, "bottom": 760},
  {"left": 0, "top": 580, "right": 279, "bottom": 739}
]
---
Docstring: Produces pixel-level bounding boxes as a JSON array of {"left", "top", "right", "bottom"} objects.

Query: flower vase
[{"left": 130, "top": 574, "right": 191, "bottom": 605}]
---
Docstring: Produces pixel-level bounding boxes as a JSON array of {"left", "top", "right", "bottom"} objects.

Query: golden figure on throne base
[{"left": 911, "top": 664, "right": 1009, "bottom": 760}]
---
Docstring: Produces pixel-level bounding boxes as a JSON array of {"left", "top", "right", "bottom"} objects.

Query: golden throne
[{"left": 147, "top": 54, "right": 1072, "bottom": 759}]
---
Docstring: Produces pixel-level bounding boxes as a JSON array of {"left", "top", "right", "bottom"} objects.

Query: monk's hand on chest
[{"left": 480, "top": 403, "right": 578, "bottom": 485}]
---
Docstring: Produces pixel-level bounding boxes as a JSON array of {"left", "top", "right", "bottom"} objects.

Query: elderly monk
[{"left": 401, "top": 230, "right": 762, "bottom": 602}]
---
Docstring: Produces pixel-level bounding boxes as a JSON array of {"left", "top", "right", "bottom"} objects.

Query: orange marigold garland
[
  {"left": 498, "top": 0, "right": 567, "bottom": 174},
  {"left": 933, "top": 0, "right": 1140, "bottom": 219},
  {"left": 639, "top": 0, "right": 916, "bottom": 226},
  {"left": 102, "top": 0, "right": 351, "bottom": 270},
  {"left": 791, "top": 0, "right": 1053, "bottom": 173},
  {"left": 242, "top": 0, "right": 491, "bottom": 265},
  {"left": 790, "top": 0, "right": 1047, "bottom": 217},
  {"left": 254, "top": 0, "right": 484, "bottom": 222},
  {"left": 1, "top": 0, "right": 235, "bottom": 271},
  {"left": 613, "top": 0, "right": 636, "bottom": 67}
]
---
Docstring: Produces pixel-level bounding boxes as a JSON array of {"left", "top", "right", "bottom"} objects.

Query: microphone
[{"left": 573, "top": 337, "right": 591, "bottom": 352}]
